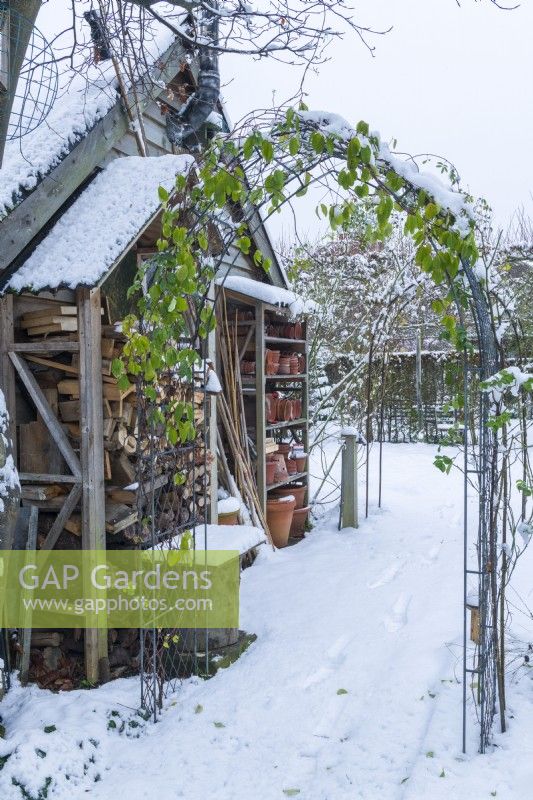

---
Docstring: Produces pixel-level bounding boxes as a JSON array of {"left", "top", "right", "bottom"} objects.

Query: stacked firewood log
[{"left": 16, "top": 300, "right": 213, "bottom": 686}]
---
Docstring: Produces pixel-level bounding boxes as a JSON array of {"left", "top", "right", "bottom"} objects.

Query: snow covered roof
[
  {"left": 7, "top": 154, "right": 194, "bottom": 292},
  {"left": 217, "top": 275, "right": 317, "bottom": 317}
]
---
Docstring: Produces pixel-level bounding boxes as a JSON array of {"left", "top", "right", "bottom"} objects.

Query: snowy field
[{"left": 1, "top": 441, "right": 533, "bottom": 799}]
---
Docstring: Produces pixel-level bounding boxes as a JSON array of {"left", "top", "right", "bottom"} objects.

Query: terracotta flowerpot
[
  {"left": 277, "top": 442, "right": 292, "bottom": 456},
  {"left": 290, "top": 505, "right": 310, "bottom": 538},
  {"left": 218, "top": 510, "right": 239, "bottom": 526},
  {"left": 271, "top": 483, "right": 306, "bottom": 509},
  {"left": 294, "top": 321, "right": 303, "bottom": 340},
  {"left": 294, "top": 454, "right": 307, "bottom": 472},
  {"left": 286, "top": 457, "right": 297, "bottom": 475},
  {"left": 270, "top": 453, "right": 289, "bottom": 482},
  {"left": 266, "top": 460, "right": 277, "bottom": 485},
  {"left": 283, "top": 400, "right": 293, "bottom": 421},
  {"left": 265, "top": 393, "right": 278, "bottom": 424},
  {"left": 266, "top": 496, "right": 296, "bottom": 548},
  {"left": 292, "top": 398, "right": 302, "bottom": 419}
]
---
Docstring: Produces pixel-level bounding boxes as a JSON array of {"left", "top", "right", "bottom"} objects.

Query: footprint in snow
[
  {"left": 384, "top": 592, "right": 411, "bottom": 632},
  {"left": 301, "top": 634, "right": 352, "bottom": 688},
  {"left": 367, "top": 561, "right": 405, "bottom": 589}
]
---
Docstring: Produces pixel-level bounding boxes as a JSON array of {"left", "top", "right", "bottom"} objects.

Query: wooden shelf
[
  {"left": 266, "top": 471, "right": 308, "bottom": 491},
  {"left": 265, "top": 418, "right": 307, "bottom": 431},
  {"left": 265, "top": 336, "right": 306, "bottom": 346},
  {"left": 242, "top": 374, "right": 307, "bottom": 385}
]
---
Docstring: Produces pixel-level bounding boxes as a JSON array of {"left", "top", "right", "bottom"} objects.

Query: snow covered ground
[{"left": 1, "top": 441, "right": 533, "bottom": 799}]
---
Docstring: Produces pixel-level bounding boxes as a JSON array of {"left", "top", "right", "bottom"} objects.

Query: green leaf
[
  {"left": 111, "top": 358, "right": 124, "bottom": 378},
  {"left": 261, "top": 139, "right": 274, "bottom": 163},
  {"left": 282, "top": 791, "right": 301, "bottom": 797},
  {"left": 310, "top": 131, "right": 325, "bottom": 154},
  {"left": 426, "top": 751, "right": 434, "bottom": 758},
  {"left": 44, "top": 725, "right": 56, "bottom": 734},
  {"left": 194, "top": 704, "right": 203, "bottom": 714},
  {"left": 117, "top": 375, "right": 131, "bottom": 391},
  {"left": 158, "top": 185, "right": 169, "bottom": 203},
  {"left": 237, "top": 236, "right": 252, "bottom": 254},
  {"left": 336, "top": 688, "right": 348, "bottom": 695},
  {"left": 213, "top": 721, "right": 226, "bottom": 728}
]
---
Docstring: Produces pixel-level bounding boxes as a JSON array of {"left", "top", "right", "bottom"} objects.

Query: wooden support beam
[
  {"left": 78, "top": 288, "right": 108, "bottom": 684},
  {"left": 41, "top": 483, "right": 82, "bottom": 551},
  {"left": 0, "top": 295, "right": 16, "bottom": 457},
  {"left": 19, "top": 505, "right": 39, "bottom": 686},
  {"left": 255, "top": 302, "right": 266, "bottom": 514},
  {"left": 18, "top": 472, "right": 79, "bottom": 484},
  {"left": 9, "top": 341, "right": 80, "bottom": 353},
  {"left": 9, "top": 352, "right": 81, "bottom": 478}
]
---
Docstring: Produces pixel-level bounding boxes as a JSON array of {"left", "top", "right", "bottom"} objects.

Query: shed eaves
[{"left": 7, "top": 154, "right": 194, "bottom": 293}]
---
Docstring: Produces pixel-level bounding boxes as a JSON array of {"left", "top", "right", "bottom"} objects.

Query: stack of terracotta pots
[
  {"left": 265, "top": 350, "right": 305, "bottom": 376},
  {"left": 269, "top": 482, "right": 310, "bottom": 540},
  {"left": 265, "top": 395, "right": 303, "bottom": 424},
  {"left": 265, "top": 349, "right": 280, "bottom": 375},
  {"left": 265, "top": 322, "right": 303, "bottom": 340}
]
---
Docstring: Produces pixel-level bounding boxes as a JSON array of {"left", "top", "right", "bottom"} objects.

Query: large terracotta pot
[
  {"left": 277, "top": 442, "right": 292, "bottom": 456},
  {"left": 266, "top": 496, "right": 296, "bottom": 548},
  {"left": 290, "top": 505, "right": 310, "bottom": 538},
  {"left": 270, "top": 483, "right": 306, "bottom": 509}
]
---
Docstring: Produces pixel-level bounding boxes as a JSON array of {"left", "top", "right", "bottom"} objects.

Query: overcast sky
[{"left": 222, "top": 0, "right": 533, "bottom": 243}]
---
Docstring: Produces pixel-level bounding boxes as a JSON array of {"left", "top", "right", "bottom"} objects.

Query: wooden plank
[
  {"left": 23, "top": 354, "right": 79, "bottom": 374},
  {"left": 78, "top": 287, "right": 107, "bottom": 683},
  {"left": 21, "top": 305, "right": 77, "bottom": 322},
  {"left": 105, "top": 501, "right": 138, "bottom": 533},
  {"left": 41, "top": 483, "right": 82, "bottom": 550},
  {"left": 10, "top": 352, "right": 82, "bottom": 478},
  {"left": 19, "top": 472, "right": 78, "bottom": 484},
  {"left": 19, "top": 419, "right": 64, "bottom": 476},
  {"left": 57, "top": 379, "right": 80, "bottom": 396},
  {"left": 24, "top": 320, "right": 78, "bottom": 336},
  {"left": 20, "top": 484, "right": 62, "bottom": 501},
  {"left": 0, "top": 295, "right": 16, "bottom": 457},
  {"left": 9, "top": 340, "right": 80, "bottom": 353}
]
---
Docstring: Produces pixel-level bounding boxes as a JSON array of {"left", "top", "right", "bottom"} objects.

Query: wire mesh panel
[
  {"left": 0, "top": 7, "right": 58, "bottom": 140},
  {"left": 463, "top": 361, "right": 498, "bottom": 753},
  {"left": 137, "top": 353, "right": 211, "bottom": 720}
]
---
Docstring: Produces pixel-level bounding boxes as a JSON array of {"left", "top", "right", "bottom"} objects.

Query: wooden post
[
  {"left": 207, "top": 284, "right": 218, "bottom": 523},
  {"left": 78, "top": 287, "right": 108, "bottom": 684},
  {"left": 302, "top": 318, "right": 310, "bottom": 506},
  {"left": 0, "top": 295, "right": 16, "bottom": 458},
  {"left": 255, "top": 302, "right": 266, "bottom": 514},
  {"left": 340, "top": 431, "right": 359, "bottom": 529}
]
